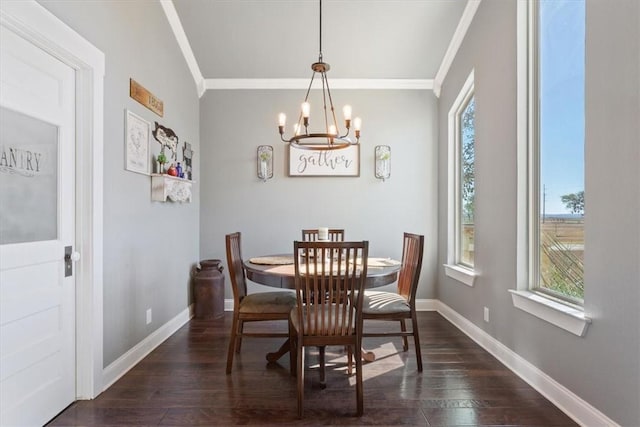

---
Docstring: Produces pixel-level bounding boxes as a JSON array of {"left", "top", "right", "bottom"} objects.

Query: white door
[{"left": 0, "top": 20, "right": 77, "bottom": 427}]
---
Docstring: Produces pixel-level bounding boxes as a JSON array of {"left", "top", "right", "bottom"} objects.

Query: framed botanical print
[{"left": 125, "top": 109, "right": 150, "bottom": 174}]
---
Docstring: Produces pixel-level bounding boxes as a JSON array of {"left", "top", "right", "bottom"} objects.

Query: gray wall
[
  {"left": 199, "top": 90, "right": 438, "bottom": 299},
  {"left": 437, "top": 1, "right": 639, "bottom": 425},
  {"left": 38, "top": 0, "right": 201, "bottom": 367},
  {"left": 31, "top": 1, "right": 640, "bottom": 424}
]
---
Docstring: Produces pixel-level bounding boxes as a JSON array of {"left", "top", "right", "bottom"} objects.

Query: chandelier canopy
[{"left": 277, "top": 0, "right": 361, "bottom": 150}]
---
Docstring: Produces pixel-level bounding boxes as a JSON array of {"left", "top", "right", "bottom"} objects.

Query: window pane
[
  {"left": 537, "top": 0, "right": 585, "bottom": 301},
  {"left": 460, "top": 96, "right": 475, "bottom": 267}
]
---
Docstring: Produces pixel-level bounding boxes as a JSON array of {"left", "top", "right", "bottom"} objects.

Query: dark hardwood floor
[{"left": 48, "top": 312, "right": 578, "bottom": 426}]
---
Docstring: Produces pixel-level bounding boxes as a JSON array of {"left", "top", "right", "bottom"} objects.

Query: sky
[{"left": 539, "top": 0, "right": 585, "bottom": 215}]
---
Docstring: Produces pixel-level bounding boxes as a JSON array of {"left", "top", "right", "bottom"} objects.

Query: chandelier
[{"left": 277, "top": 0, "right": 361, "bottom": 150}]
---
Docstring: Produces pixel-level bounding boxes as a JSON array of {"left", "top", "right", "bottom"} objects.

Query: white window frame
[
  {"left": 512, "top": 0, "right": 590, "bottom": 337},
  {"left": 445, "top": 70, "right": 476, "bottom": 287}
]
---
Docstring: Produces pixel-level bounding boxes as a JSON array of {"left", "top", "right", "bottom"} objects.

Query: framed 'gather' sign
[{"left": 288, "top": 144, "right": 360, "bottom": 177}]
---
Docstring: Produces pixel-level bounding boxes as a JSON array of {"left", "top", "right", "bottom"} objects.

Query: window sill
[
  {"left": 509, "top": 290, "right": 591, "bottom": 337},
  {"left": 444, "top": 264, "right": 476, "bottom": 287}
]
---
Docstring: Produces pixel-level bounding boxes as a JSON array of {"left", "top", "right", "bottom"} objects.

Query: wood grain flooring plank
[{"left": 46, "top": 312, "right": 577, "bottom": 426}]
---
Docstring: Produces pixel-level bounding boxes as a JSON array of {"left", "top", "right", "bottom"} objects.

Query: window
[
  {"left": 445, "top": 71, "right": 475, "bottom": 286},
  {"left": 514, "top": 0, "right": 590, "bottom": 336},
  {"left": 459, "top": 96, "right": 475, "bottom": 268},
  {"left": 532, "top": 0, "right": 585, "bottom": 303},
  {"left": 535, "top": 0, "right": 585, "bottom": 303}
]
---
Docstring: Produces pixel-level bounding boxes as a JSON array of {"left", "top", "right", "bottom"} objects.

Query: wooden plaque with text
[{"left": 129, "top": 79, "right": 163, "bottom": 117}]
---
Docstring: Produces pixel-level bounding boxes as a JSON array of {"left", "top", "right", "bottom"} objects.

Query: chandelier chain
[{"left": 319, "top": 0, "right": 323, "bottom": 59}]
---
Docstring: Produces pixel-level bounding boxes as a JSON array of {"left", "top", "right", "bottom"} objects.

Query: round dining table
[
  {"left": 244, "top": 254, "right": 401, "bottom": 363},
  {"left": 244, "top": 254, "right": 401, "bottom": 289}
]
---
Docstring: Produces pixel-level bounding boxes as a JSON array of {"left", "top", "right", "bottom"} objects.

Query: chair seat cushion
[
  {"left": 239, "top": 291, "right": 297, "bottom": 314},
  {"left": 362, "top": 291, "right": 410, "bottom": 314}
]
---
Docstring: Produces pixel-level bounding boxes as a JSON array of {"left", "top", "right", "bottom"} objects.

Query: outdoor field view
[{"left": 540, "top": 197, "right": 584, "bottom": 301}]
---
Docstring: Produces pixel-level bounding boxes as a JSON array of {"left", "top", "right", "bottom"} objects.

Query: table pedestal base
[
  {"left": 266, "top": 339, "right": 291, "bottom": 363},
  {"left": 362, "top": 350, "right": 376, "bottom": 363},
  {"left": 266, "top": 339, "right": 376, "bottom": 364}
]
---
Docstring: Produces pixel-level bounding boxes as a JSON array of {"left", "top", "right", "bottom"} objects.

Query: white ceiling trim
[
  {"left": 433, "top": 0, "right": 482, "bottom": 98},
  {"left": 204, "top": 78, "right": 433, "bottom": 91},
  {"left": 162, "top": 0, "right": 478, "bottom": 98},
  {"left": 160, "top": 0, "right": 206, "bottom": 97}
]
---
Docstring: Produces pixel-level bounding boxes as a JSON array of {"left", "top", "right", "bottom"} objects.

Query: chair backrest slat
[
  {"left": 226, "top": 232, "right": 248, "bottom": 304},
  {"left": 294, "top": 240, "right": 368, "bottom": 337},
  {"left": 397, "top": 232, "right": 424, "bottom": 303},
  {"left": 301, "top": 228, "right": 345, "bottom": 242}
]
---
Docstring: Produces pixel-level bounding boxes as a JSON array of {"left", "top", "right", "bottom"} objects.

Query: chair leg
[
  {"left": 347, "top": 345, "right": 353, "bottom": 375},
  {"left": 319, "top": 346, "right": 326, "bottom": 389},
  {"left": 297, "top": 339, "right": 305, "bottom": 418},
  {"left": 400, "top": 319, "right": 408, "bottom": 351},
  {"left": 235, "top": 319, "right": 244, "bottom": 353},
  {"left": 289, "top": 319, "right": 296, "bottom": 377},
  {"left": 226, "top": 312, "right": 239, "bottom": 374},
  {"left": 354, "top": 343, "right": 363, "bottom": 416},
  {"left": 411, "top": 311, "right": 423, "bottom": 372}
]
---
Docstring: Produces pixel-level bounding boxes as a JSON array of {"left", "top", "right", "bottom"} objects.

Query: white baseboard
[
  {"left": 435, "top": 301, "right": 618, "bottom": 427},
  {"left": 101, "top": 304, "right": 194, "bottom": 391},
  {"left": 415, "top": 298, "right": 439, "bottom": 311}
]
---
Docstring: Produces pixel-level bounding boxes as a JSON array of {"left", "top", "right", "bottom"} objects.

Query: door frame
[{"left": 0, "top": 1, "right": 105, "bottom": 399}]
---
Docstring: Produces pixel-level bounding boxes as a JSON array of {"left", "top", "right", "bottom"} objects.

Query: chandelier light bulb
[
  {"left": 301, "top": 102, "right": 311, "bottom": 118},
  {"left": 343, "top": 105, "right": 352, "bottom": 121},
  {"left": 278, "top": 113, "right": 286, "bottom": 127},
  {"left": 329, "top": 125, "right": 337, "bottom": 136},
  {"left": 353, "top": 117, "right": 362, "bottom": 142}
]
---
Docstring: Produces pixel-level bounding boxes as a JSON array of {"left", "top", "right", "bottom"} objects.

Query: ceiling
[{"left": 170, "top": 0, "right": 471, "bottom": 82}]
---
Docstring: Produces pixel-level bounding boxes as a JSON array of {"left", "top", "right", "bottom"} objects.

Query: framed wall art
[
  {"left": 288, "top": 144, "right": 360, "bottom": 177},
  {"left": 125, "top": 109, "right": 150, "bottom": 174}
]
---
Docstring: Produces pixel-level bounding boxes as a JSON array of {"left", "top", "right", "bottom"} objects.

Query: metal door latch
[{"left": 64, "top": 246, "right": 80, "bottom": 277}]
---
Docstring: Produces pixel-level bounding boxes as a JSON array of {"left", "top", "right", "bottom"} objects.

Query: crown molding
[
  {"left": 433, "top": 0, "right": 482, "bottom": 98},
  {"left": 162, "top": 0, "right": 480, "bottom": 98},
  {"left": 160, "top": 0, "right": 205, "bottom": 97},
  {"left": 204, "top": 78, "right": 433, "bottom": 91}
]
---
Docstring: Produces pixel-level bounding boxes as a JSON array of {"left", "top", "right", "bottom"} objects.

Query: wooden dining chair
[
  {"left": 225, "top": 232, "right": 297, "bottom": 374},
  {"left": 361, "top": 232, "right": 424, "bottom": 372},
  {"left": 290, "top": 240, "right": 368, "bottom": 418},
  {"left": 301, "top": 228, "right": 345, "bottom": 242},
  {"left": 301, "top": 229, "right": 345, "bottom": 363}
]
